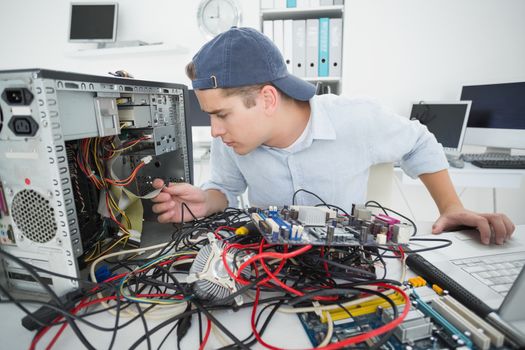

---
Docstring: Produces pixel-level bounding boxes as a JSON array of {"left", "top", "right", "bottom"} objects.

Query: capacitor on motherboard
[
  {"left": 280, "top": 225, "right": 290, "bottom": 240},
  {"left": 360, "top": 223, "right": 371, "bottom": 243},
  {"left": 326, "top": 225, "right": 335, "bottom": 245}
]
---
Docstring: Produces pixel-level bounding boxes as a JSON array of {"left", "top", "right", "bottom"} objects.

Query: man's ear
[{"left": 260, "top": 85, "right": 279, "bottom": 115}]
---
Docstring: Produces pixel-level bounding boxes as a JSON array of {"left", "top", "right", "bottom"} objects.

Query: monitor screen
[
  {"left": 187, "top": 90, "right": 210, "bottom": 127},
  {"left": 461, "top": 82, "right": 525, "bottom": 150},
  {"left": 461, "top": 82, "right": 525, "bottom": 130},
  {"left": 410, "top": 102, "right": 471, "bottom": 151},
  {"left": 69, "top": 3, "right": 118, "bottom": 42}
]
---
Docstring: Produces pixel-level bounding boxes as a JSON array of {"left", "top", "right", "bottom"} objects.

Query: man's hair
[{"left": 185, "top": 61, "right": 290, "bottom": 108}]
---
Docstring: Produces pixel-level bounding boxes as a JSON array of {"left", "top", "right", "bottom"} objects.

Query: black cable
[
  {"left": 191, "top": 298, "right": 249, "bottom": 349},
  {"left": 406, "top": 237, "right": 453, "bottom": 252},
  {"left": 135, "top": 303, "right": 152, "bottom": 350},
  {"left": 365, "top": 201, "right": 418, "bottom": 236},
  {"left": 292, "top": 188, "right": 328, "bottom": 206},
  {"left": 107, "top": 289, "right": 122, "bottom": 350},
  {"left": 0, "top": 250, "right": 95, "bottom": 350}
]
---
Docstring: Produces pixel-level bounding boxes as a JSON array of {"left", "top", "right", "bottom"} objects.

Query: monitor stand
[
  {"left": 484, "top": 147, "right": 512, "bottom": 156},
  {"left": 445, "top": 152, "right": 465, "bottom": 168},
  {"left": 97, "top": 40, "right": 161, "bottom": 49}
]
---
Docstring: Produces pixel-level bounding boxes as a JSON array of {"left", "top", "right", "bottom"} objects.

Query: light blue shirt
[{"left": 201, "top": 94, "right": 448, "bottom": 211}]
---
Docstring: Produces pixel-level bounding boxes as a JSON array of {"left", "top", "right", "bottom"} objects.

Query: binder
[
  {"left": 305, "top": 19, "right": 319, "bottom": 77},
  {"left": 274, "top": 0, "right": 286, "bottom": 9},
  {"left": 334, "top": 0, "right": 344, "bottom": 4},
  {"left": 261, "top": 0, "right": 274, "bottom": 9},
  {"left": 320, "top": 0, "right": 333, "bottom": 5},
  {"left": 263, "top": 20, "right": 273, "bottom": 41},
  {"left": 286, "top": 0, "right": 297, "bottom": 7},
  {"left": 292, "top": 20, "right": 306, "bottom": 77},
  {"left": 273, "top": 20, "right": 284, "bottom": 56},
  {"left": 283, "top": 20, "right": 294, "bottom": 72},
  {"left": 318, "top": 17, "right": 329, "bottom": 77},
  {"left": 328, "top": 18, "right": 342, "bottom": 77},
  {"left": 296, "top": 0, "right": 310, "bottom": 7},
  {"left": 310, "top": 0, "right": 320, "bottom": 6}
]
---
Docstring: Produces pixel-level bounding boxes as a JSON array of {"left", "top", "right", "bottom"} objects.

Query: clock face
[{"left": 197, "top": 0, "right": 241, "bottom": 38}]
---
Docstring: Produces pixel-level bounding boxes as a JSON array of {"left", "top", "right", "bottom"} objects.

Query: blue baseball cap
[{"left": 191, "top": 27, "right": 316, "bottom": 101}]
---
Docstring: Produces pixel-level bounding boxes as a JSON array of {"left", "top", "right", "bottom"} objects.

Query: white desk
[
  {"left": 1, "top": 226, "right": 524, "bottom": 350},
  {"left": 394, "top": 163, "right": 525, "bottom": 189},
  {"left": 394, "top": 162, "right": 525, "bottom": 188}
]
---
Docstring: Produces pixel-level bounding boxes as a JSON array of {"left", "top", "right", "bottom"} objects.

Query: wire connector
[{"left": 140, "top": 155, "right": 153, "bottom": 164}]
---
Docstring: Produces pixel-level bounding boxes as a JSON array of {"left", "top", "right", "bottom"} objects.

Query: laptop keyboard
[{"left": 451, "top": 252, "right": 525, "bottom": 296}]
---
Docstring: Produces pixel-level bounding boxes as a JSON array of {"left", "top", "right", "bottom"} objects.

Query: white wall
[
  {"left": 1, "top": 0, "right": 524, "bottom": 224},
  {"left": 0, "top": 0, "right": 260, "bottom": 83},
  {"left": 343, "top": 0, "right": 525, "bottom": 115},
  {"left": 343, "top": 0, "right": 525, "bottom": 225}
]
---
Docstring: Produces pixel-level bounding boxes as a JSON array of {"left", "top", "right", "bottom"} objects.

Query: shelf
[
  {"left": 67, "top": 43, "right": 188, "bottom": 58},
  {"left": 261, "top": 5, "right": 344, "bottom": 20},
  {"left": 304, "top": 76, "right": 341, "bottom": 83}
]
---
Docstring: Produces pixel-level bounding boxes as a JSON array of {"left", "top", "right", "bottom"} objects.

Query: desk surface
[
  {"left": 394, "top": 163, "right": 525, "bottom": 188},
  {"left": 1, "top": 226, "right": 524, "bottom": 350}
]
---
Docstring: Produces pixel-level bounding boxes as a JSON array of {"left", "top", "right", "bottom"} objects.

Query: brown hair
[{"left": 185, "top": 61, "right": 290, "bottom": 108}]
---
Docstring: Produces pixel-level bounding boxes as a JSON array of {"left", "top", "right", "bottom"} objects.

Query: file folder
[
  {"left": 329, "top": 18, "right": 342, "bottom": 77},
  {"left": 318, "top": 17, "right": 329, "bottom": 77},
  {"left": 263, "top": 20, "right": 273, "bottom": 41},
  {"left": 292, "top": 20, "right": 306, "bottom": 77},
  {"left": 283, "top": 20, "right": 294, "bottom": 72},
  {"left": 306, "top": 19, "right": 319, "bottom": 77},
  {"left": 261, "top": 0, "right": 274, "bottom": 9},
  {"left": 273, "top": 20, "right": 284, "bottom": 56}
]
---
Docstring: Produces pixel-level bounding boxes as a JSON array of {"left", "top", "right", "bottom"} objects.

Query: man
[{"left": 152, "top": 27, "right": 515, "bottom": 245}]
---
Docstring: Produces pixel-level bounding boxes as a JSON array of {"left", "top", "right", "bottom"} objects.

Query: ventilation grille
[
  {"left": 189, "top": 239, "right": 251, "bottom": 303},
  {"left": 12, "top": 189, "right": 57, "bottom": 243}
]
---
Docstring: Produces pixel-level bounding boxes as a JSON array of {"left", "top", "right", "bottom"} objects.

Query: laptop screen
[{"left": 410, "top": 101, "right": 471, "bottom": 152}]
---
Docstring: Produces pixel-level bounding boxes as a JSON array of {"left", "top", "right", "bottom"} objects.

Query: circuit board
[
  {"left": 297, "top": 285, "right": 515, "bottom": 350},
  {"left": 249, "top": 205, "right": 413, "bottom": 247}
]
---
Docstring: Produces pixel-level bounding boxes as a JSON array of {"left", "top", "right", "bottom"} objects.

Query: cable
[{"left": 365, "top": 201, "right": 418, "bottom": 236}]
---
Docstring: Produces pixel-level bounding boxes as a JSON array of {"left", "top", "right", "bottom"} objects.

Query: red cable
[
  {"left": 320, "top": 247, "right": 330, "bottom": 277},
  {"left": 199, "top": 318, "right": 212, "bottom": 350},
  {"left": 213, "top": 226, "right": 237, "bottom": 239},
  {"left": 250, "top": 283, "right": 410, "bottom": 350}
]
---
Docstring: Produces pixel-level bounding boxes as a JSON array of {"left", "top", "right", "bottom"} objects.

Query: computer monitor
[
  {"left": 69, "top": 3, "right": 118, "bottom": 42},
  {"left": 461, "top": 82, "right": 525, "bottom": 153},
  {"left": 410, "top": 101, "right": 472, "bottom": 153},
  {"left": 188, "top": 90, "right": 210, "bottom": 127}
]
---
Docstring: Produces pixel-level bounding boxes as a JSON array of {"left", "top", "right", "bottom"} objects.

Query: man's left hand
[{"left": 432, "top": 206, "right": 515, "bottom": 245}]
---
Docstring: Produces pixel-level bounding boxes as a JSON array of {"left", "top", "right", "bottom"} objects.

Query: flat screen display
[
  {"left": 461, "top": 82, "right": 525, "bottom": 130},
  {"left": 410, "top": 102, "right": 471, "bottom": 149},
  {"left": 69, "top": 4, "right": 117, "bottom": 41}
]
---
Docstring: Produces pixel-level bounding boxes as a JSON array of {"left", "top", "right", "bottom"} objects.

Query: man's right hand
[{"left": 151, "top": 179, "right": 209, "bottom": 223}]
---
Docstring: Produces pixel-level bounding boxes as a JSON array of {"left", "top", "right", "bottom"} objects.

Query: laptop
[
  {"left": 415, "top": 229, "right": 525, "bottom": 346},
  {"left": 409, "top": 101, "right": 471, "bottom": 159}
]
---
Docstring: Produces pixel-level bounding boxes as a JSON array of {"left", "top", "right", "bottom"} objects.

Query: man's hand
[
  {"left": 432, "top": 205, "right": 515, "bottom": 245},
  {"left": 151, "top": 179, "right": 209, "bottom": 223}
]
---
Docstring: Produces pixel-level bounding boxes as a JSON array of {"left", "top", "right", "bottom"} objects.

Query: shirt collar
[
  {"left": 309, "top": 95, "right": 336, "bottom": 141},
  {"left": 261, "top": 95, "right": 337, "bottom": 153}
]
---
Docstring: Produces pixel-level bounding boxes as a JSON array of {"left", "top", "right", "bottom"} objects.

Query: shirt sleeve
[
  {"left": 364, "top": 100, "right": 449, "bottom": 178},
  {"left": 200, "top": 137, "right": 248, "bottom": 207}
]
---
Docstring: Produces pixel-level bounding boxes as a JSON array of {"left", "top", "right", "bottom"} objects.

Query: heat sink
[{"left": 187, "top": 233, "right": 251, "bottom": 305}]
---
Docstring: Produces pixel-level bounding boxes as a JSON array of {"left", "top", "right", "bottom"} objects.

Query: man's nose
[{"left": 210, "top": 118, "right": 225, "bottom": 137}]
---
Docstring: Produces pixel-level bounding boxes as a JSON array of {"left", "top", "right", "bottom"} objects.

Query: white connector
[
  {"left": 140, "top": 155, "right": 153, "bottom": 164},
  {"left": 442, "top": 295, "right": 504, "bottom": 347},
  {"left": 376, "top": 233, "right": 387, "bottom": 244},
  {"left": 393, "top": 223, "right": 412, "bottom": 244},
  {"left": 431, "top": 298, "right": 491, "bottom": 350}
]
